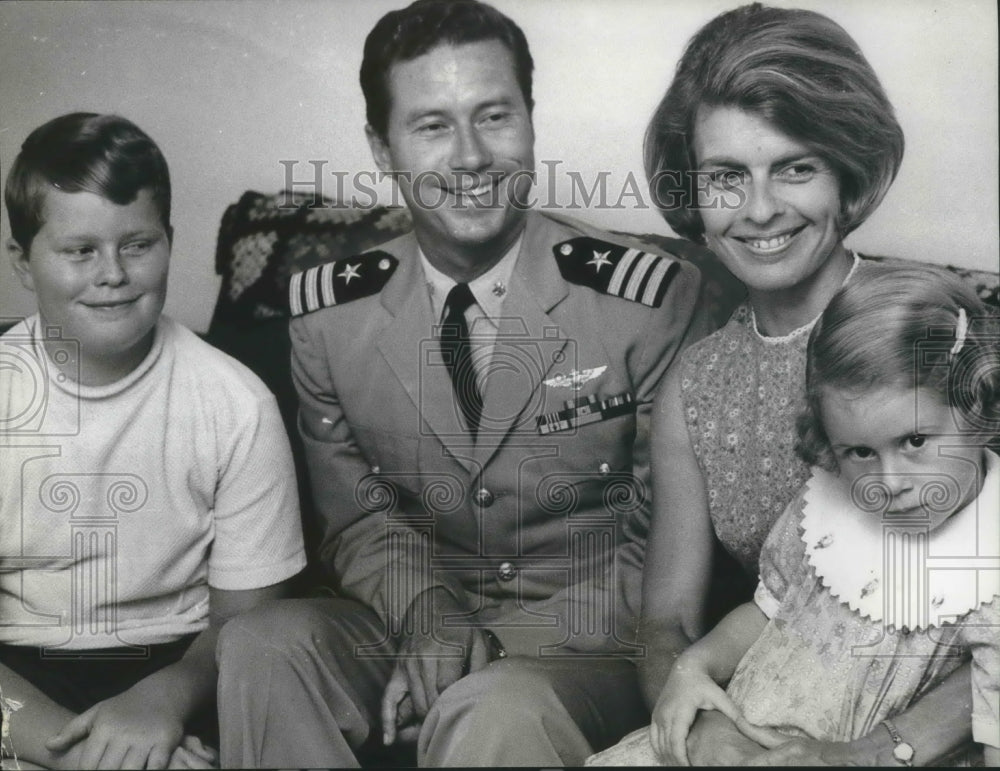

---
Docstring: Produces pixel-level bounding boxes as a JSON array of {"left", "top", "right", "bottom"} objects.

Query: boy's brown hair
[{"left": 5, "top": 112, "right": 171, "bottom": 251}]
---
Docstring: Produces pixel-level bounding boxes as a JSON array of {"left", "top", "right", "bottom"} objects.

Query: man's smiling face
[{"left": 367, "top": 40, "right": 535, "bottom": 269}]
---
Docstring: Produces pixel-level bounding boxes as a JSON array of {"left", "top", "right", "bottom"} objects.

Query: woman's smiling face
[{"left": 693, "top": 105, "right": 847, "bottom": 295}]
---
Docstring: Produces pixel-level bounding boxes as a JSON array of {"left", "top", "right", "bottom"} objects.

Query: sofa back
[{"left": 203, "top": 190, "right": 1000, "bottom": 589}]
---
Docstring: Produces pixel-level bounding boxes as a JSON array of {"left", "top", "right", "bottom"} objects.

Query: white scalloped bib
[{"left": 801, "top": 451, "right": 1000, "bottom": 631}]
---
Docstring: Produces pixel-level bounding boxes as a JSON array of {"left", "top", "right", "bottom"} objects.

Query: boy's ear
[
  {"left": 365, "top": 124, "right": 393, "bottom": 173},
  {"left": 6, "top": 238, "right": 34, "bottom": 292}
]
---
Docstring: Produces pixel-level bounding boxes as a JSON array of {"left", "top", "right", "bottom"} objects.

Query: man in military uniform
[{"left": 217, "top": 0, "right": 708, "bottom": 765}]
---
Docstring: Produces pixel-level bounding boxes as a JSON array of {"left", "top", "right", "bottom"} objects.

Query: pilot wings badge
[{"left": 543, "top": 365, "right": 607, "bottom": 391}]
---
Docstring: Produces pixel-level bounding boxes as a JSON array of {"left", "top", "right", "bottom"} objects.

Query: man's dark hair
[{"left": 361, "top": 0, "right": 534, "bottom": 139}]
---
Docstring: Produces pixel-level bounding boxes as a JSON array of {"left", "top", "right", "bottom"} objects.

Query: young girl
[{"left": 589, "top": 264, "right": 1000, "bottom": 766}]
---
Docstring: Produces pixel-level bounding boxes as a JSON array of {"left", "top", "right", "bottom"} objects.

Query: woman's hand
[
  {"left": 167, "top": 735, "right": 219, "bottom": 769},
  {"left": 744, "top": 736, "right": 864, "bottom": 766},
  {"left": 737, "top": 717, "right": 876, "bottom": 766},
  {"left": 686, "top": 710, "right": 769, "bottom": 765},
  {"left": 649, "top": 654, "right": 743, "bottom": 765}
]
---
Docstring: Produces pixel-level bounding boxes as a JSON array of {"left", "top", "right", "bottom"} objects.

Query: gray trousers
[{"left": 216, "top": 598, "right": 648, "bottom": 767}]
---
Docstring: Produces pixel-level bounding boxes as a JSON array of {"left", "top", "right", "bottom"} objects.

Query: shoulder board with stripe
[
  {"left": 552, "top": 236, "right": 678, "bottom": 308},
  {"left": 289, "top": 251, "right": 398, "bottom": 317}
]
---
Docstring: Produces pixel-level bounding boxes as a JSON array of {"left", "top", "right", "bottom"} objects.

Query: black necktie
[{"left": 440, "top": 283, "right": 483, "bottom": 437}]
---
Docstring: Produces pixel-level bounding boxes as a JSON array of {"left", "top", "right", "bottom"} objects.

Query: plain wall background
[{"left": 1, "top": 0, "right": 997, "bottom": 333}]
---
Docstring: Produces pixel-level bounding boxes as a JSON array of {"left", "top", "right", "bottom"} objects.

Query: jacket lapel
[
  {"left": 472, "top": 213, "right": 572, "bottom": 473},
  {"left": 375, "top": 234, "right": 476, "bottom": 472}
]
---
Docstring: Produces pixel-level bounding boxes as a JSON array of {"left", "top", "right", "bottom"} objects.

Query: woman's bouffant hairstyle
[
  {"left": 644, "top": 3, "right": 904, "bottom": 244},
  {"left": 361, "top": 0, "right": 534, "bottom": 141},
  {"left": 796, "top": 264, "right": 1000, "bottom": 471},
  {"left": 4, "top": 112, "right": 172, "bottom": 252}
]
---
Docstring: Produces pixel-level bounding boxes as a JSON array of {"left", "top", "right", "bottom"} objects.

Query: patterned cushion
[
  {"left": 209, "top": 189, "right": 413, "bottom": 329},
  {"left": 206, "top": 192, "right": 412, "bottom": 587}
]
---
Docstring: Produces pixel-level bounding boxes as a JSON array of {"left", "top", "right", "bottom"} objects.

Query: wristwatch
[{"left": 881, "top": 718, "right": 915, "bottom": 766}]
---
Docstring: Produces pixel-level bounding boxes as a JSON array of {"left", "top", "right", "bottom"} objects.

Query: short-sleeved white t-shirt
[{"left": 0, "top": 315, "right": 306, "bottom": 648}]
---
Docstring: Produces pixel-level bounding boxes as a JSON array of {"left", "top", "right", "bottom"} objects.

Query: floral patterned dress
[
  {"left": 728, "top": 454, "right": 999, "bottom": 748},
  {"left": 678, "top": 255, "right": 869, "bottom": 575},
  {"left": 678, "top": 302, "right": 814, "bottom": 574},
  {"left": 587, "top": 453, "right": 1000, "bottom": 766}
]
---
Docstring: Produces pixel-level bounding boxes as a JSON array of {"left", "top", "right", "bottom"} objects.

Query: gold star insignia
[
  {"left": 338, "top": 263, "right": 361, "bottom": 284},
  {"left": 587, "top": 250, "right": 612, "bottom": 273}
]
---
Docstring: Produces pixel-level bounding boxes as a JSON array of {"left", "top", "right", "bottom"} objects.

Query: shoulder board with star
[
  {"left": 553, "top": 237, "right": 679, "bottom": 308},
  {"left": 289, "top": 250, "right": 398, "bottom": 317}
]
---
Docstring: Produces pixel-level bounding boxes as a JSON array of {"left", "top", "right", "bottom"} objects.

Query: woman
[{"left": 629, "top": 4, "right": 974, "bottom": 765}]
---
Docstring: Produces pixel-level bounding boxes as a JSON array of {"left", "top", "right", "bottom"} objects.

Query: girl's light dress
[{"left": 588, "top": 451, "right": 1000, "bottom": 765}]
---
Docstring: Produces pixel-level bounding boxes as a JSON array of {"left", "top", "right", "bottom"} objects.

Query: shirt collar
[{"left": 419, "top": 234, "right": 522, "bottom": 323}]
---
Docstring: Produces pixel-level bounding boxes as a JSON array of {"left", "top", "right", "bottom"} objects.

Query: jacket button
[
  {"left": 497, "top": 561, "right": 517, "bottom": 582},
  {"left": 598, "top": 462, "right": 611, "bottom": 476},
  {"left": 474, "top": 488, "right": 495, "bottom": 507}
]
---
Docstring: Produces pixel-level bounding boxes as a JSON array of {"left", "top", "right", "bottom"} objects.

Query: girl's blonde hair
[{"left": 797, "top": 263, "right": 1000, "bottom": 471}]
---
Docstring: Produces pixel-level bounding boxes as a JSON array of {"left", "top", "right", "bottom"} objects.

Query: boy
[{"left": 0, "top": 113, "right": 306, "bottom": 769}]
